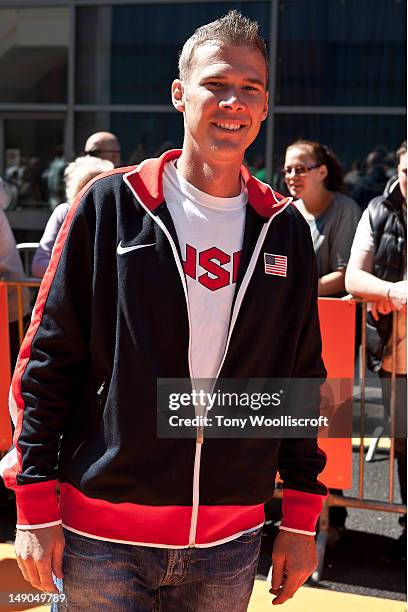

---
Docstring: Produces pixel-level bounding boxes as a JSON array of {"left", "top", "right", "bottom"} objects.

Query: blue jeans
[{"left": 52, "top": 527, "right": 262, "bottom": 611}]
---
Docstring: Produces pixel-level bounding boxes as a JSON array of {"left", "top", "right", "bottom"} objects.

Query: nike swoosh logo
[{"left": 117, "top": 241, "right": 156, "bottom": 255}]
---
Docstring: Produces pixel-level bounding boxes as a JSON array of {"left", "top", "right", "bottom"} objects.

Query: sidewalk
[
  {"left": 0, "top": 544, "right": 405, "bottom": 612},
  {"left": 250, "top": 580, "right": 406, "bottom": 611}
]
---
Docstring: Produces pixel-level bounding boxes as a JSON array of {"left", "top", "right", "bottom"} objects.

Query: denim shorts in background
[{"left": 51, "top": 526, "right": 262, "bottom": 611}]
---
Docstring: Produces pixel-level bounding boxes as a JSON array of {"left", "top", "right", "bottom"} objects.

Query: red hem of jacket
[
  {"left": 14, "top": 481, "right": 326, "bottom": 542},
  {"left": 59, "top": 483, "right": 265, "bottom": 546}
]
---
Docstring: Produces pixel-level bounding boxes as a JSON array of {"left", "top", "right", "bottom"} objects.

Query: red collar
[{"left": 125, "top": 149, "right": 290, "bottom": 218}]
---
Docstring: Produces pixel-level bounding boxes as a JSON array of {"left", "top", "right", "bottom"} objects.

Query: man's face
[
  {"left": 96, "top": 139, "right": 121, "bottom": 167},
  {"left": 86, "top": 134, "right": 121, "bottom": 167},
  {"left": 398, "top": 152, "right": 407, "bottom": 201},
  {"left": 172, "top": 43, "right": 268, "bottom": 165}
]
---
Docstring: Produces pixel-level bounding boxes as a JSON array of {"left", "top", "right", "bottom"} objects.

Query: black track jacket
[{"left": 1, "top": 150, "right": 327, "bottom": 547}]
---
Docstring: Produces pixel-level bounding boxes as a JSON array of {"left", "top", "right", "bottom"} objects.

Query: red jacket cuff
[
  {"left": 14, "top": 480, "right": 61, "bottom": 527},
  {"left": 281, "top": 488, "right": 327, "bottom": 533}
]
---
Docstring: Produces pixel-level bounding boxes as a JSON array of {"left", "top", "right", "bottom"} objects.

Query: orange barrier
[
  {"left": 317, "top": 298, "right": 355, "bottom": 489},
  {"left": 0, "top": 279, "right": 40, "bottom": 452},
  {"left": 0, "top": 282, "right": 12, "bottom": 450},
  {"left": 275, "top": 298, "right": 355, "bottom": 490}
]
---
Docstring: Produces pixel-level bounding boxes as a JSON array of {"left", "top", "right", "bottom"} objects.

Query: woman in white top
[
  {"left": 32, "top": 156, "right": 114, "bottom": 278},
  {"left": 283, "top": 139, "right": 361, "bottom": 297}
]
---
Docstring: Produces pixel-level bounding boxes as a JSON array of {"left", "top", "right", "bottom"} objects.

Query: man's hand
[
  {"left": 270, "top": 530, "right": 317, "bottom": 605},
  {"left": 15, "top": 525, "right": 65, "bottom": 593}
]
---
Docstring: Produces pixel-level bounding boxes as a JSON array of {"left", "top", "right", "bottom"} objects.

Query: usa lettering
[{"left": 182, "top": 244, "right": 241, "bottom": 291}]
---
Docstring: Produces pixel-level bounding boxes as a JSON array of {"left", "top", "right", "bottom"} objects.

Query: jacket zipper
[
  {"left": 188, "top": 430, "right": 203, "bottom": 546},
  {"left": 187, "top": 203, "right": 291, "bottom": 544},
  {"left": 97, "top": 380, "right": 106, "bottom": 396},
  {"left": 124, "top": 170, "right": 291, "bottom": 546},
  {"left": 73, "top": 378, "right": 107, "bottom": 460}
]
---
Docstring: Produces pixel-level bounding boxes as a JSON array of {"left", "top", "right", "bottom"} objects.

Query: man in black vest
[{"left": 346, "top": 141, "right": 407, "bottom": 560}]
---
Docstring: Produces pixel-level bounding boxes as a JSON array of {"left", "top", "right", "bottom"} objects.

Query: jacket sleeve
[
  {"left": 278, "top": 237, "right": 328, "bottom": 535},
  {"left": 0, "top": 189, "right": 96, "bottom": 529}
]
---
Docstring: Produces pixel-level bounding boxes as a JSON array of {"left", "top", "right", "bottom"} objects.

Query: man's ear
[{"left": 172, "top": 80, "right": 185, "bottom": 113}]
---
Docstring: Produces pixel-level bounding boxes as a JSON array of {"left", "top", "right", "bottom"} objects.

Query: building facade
[{"left": 0, "top": 0, "right": 406, "bottom": 232}]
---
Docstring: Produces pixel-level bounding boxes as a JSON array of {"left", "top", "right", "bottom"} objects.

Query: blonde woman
[{"left": 32, "top": 156, "right": 113, "bottom": 277}]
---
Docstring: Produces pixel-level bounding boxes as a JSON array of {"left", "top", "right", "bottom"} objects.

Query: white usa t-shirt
[{"left": 163, "top": 161, "right": 246, "bottom": 380}]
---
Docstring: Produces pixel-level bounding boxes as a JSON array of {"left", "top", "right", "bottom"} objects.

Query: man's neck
[{"left": 176, "top": 150, "right": 243, "bottom": 198}]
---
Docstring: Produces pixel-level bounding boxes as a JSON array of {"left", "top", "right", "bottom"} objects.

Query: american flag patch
[{"left": 264, "top": 253, "right": 287, "bottom": 277}]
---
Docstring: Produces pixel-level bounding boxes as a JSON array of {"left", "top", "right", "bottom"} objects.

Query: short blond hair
[
  {"left": 178, "top": 10, "right": 268, "bottom": 84},
  {"left": 65, "top": 156, "right": 114, "bottom": 204}
]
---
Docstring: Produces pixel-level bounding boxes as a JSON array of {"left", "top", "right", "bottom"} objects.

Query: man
[
  {"left": 84, "top": 131, "right": 121, "bottom": 167},
  {"left": 346, "top": 141, "right": 407, "bottom": 560},
  {"left": 351, "top": 147, "right": 390, "bottom": 210},
  {"left": 1, "top": 12, "right": 327, "bottom": 609}
]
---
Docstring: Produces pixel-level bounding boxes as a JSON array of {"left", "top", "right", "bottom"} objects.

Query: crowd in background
[
  {"left": 0, "top": 138, "right": 403, "bottom": 214},
  {"left": 250, "top": 143, "right": 402, "bottom": 210}
]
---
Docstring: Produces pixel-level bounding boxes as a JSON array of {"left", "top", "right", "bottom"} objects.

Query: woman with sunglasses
[{"left": 283, "top": 139, "right": 361, "bottom": 297}]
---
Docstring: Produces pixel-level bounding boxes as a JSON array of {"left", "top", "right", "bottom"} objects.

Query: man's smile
[{"left": 211, "top": 121, "right": 247, "bottom": 132}]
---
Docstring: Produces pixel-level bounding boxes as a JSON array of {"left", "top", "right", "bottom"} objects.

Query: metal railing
[
  {"left": 311, "top": 300, "right": 406, "bottom": 581},
  {"left": 16, "top": 242, "right": 40, "bottom": 277},
  {"left": 4, "top": 279, "right": 41, "bottom": 344}
]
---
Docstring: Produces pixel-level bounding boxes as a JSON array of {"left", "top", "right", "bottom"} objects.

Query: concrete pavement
[{"left": 0, "top": 543, "right": 405, "bottom": 612}]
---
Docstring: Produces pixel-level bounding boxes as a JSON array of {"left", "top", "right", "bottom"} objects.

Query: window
[
  {"left": 276, "top": 0, "right": 406, "bottom": 106},
  {"left": 273, "top": 114, "right": 406, "bottom": 175},
  {"left": 76, "top": 2, "right": 271, "bottom": 105},
  {"left": 4, "top": 117, "right": 65, "bottom": 210},
  {"left": 0, "top": 8, "right": 68, "bottom": 103},
  {"left": 75, "top": 111, "right": 266, "bottom": 170},
  {"left": 75, "top": 111, "right": 184, "bottom": 164}
]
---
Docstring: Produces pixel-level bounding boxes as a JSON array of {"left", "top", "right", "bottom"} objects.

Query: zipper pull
[
  {"left": 197, "top": 426, "right": 204, "bottom": 444},
  {"left": 97, "top": 380, "right": 106, "bottom": 396}
]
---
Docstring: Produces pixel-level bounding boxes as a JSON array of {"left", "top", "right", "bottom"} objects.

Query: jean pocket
[
  {"left": 234, "top": 527, "right": 262, "bottom": 544},
  {"left": 63, "top": 529, "right": 114, "bottom": 560}
]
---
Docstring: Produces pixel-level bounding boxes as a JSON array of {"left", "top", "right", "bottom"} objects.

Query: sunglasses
[
  {"left": 84, "top": 150, "right": 120, "bottom": 157},
  {"left": 281, "top": 164, "right": 321, "bottom": 176}
]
